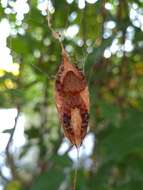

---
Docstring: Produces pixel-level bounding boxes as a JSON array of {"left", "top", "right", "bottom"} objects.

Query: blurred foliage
[{"left": 1, "top": 0, "right": 143, "bottom": 190}]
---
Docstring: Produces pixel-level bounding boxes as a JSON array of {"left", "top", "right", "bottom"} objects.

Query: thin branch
[
  {"left": 5, "top": 107, "right": 21, "bottom": 180},
  {"left": 6, "top": 108, "right": 20, "bottom": 153},
  {"left": 30, "top": 62, "right": 56, "bottom": 80},
  {"left": 46, "top": 2, "right": 65, "bottom": 52},
  {"left": 101, "top": 0, "right": 107, "bottom": 41}
]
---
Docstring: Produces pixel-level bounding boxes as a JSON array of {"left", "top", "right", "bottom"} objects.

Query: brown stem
[
  {"left": 5, "top": 107, "right": 21, "bottom": 180},
  {"left": 5, "top": 56, "right": 24, "bottom": 182},
  {"left": 46, "top": 6, "right": 64, "bottom": 51},
  {"left": 101, "top": 0, "right": 106, "bottom": 41},
  {"left": 6, "top": 108, "right": 20, "bottom": 153},
  {"left": 81, "top": 4, "right": 87, "bottom": 47}
]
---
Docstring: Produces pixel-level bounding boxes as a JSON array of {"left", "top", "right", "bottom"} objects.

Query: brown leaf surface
[{"left": 55, "top": 49, "right": 90, "bottom": 146}]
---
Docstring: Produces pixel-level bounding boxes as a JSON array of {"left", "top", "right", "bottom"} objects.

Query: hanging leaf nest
[{"left": 55, "top": 48, "right": 90, "bottom": 147}]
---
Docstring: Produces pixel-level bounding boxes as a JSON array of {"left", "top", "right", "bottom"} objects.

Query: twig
[
  {"left": 30, "top": 62, "right": 56, "bottom": 80},
  {"left": 101, "top": 0, "right": 107, "bottom": 41},
  {"left": 6, "top": 108, "right": 20, "bottom": 153},
  {"left": 46, "top": 2, "right": 64, "bottom": 52},
  {"left": 72, "top": 147, "right": 80, "bottom": 190},
  {"left": 5, "top": 107, "right": 21, "bottom": 180}
]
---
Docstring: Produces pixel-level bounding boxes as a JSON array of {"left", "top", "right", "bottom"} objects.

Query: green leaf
[
  {"left": 3, "top": 128, "right": 14, "bottom": 134},
  {"left": 25, "top": 126, "right": 40, "bottom": 139},
  {"left": 52, "top": 154, "right": 72, "bottom": 167},
  {"left": 11, "top": 36, "right": 30, "bottom": 54},
  {"left": 30, "top": 169, "right": 64, "bottom": 190},
  {"left": 98, "top": 110, "right": 143, "bottom": 161},
  {"left": 5, "top": 180, "right": 23, "bottom": 190}
]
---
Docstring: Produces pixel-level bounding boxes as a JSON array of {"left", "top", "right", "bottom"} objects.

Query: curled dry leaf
[{"left": 55, "top": 48, "right": 89, "bottom": 147}]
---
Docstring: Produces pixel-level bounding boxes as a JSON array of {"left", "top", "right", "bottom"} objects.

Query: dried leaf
[{"left": 55, "top": 49, "right": 89, "bottom": 147}]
